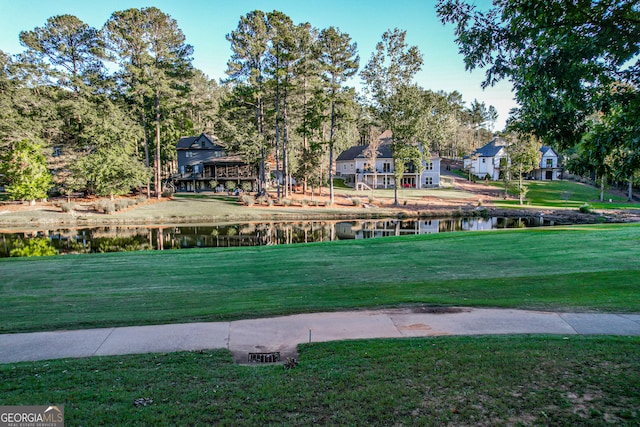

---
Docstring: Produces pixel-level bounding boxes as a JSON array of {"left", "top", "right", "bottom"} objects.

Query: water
[{"left": 0, "top": 216, "right": 552, "bottom": 257}]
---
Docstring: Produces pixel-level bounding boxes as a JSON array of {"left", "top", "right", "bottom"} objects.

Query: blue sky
[{"left": 0, "top": 0, "right": 516, "bottom": 129}]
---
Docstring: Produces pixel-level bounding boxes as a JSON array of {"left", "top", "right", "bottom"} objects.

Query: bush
[
  {"left": 352, "top": 197, "right": 362, "bottom": 206},
  {"left": 58, "top": 202, "right": 76, "bottom": 213},
  {"left": 368, "top": 196, "right": 375, "bottom": 204},
  {"left": 241, "top": 181, "right": 252, "bottom": 192},
  {"left": 115, "top": 199, "right": 133, "bottom": 211},
  {"left": 300, "top": 198, "right": 310, "bottom": 207},
  {"left": 282, "top": 198, "right": 292, "bottom": 206},
  {"left": 161, "top": 188, "right": 174, "bottom": 198},
  {"left": 225, "top": 181, "right": 236, "bottom": 191},
  {"left": 579, "top": 203, "right": 594, "bottom": 214},
  {"left": 239, "top": 194, "right": 255, "bottom": 206},
  {"left": 136, "top": 196, "right": 148, "bottom": 205},
  {"left": 97, "top": 200, "right": 115, "bottom": 214}
]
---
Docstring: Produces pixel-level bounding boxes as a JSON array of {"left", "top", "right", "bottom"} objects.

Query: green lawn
[
  {"left": 1, "top": 223, "right": 639, "bottom": 333},
  {"left": 2, "top": 336, "right": 638, "bottom": 425},
  {"left": 491, "top": 180, "right": 640, "bottom": 209}
]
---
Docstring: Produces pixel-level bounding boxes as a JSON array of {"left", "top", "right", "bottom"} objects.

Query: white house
[
  {"left": 463, "top": 137, "right": 509, "bottom": 181},
  {"left": 529, "top": 146, "right": 562, "bottom": 180},
  {"left": 335, "top": 130, "right": 440, "bottom": 189},
  {"left": 464, "top": 137, "right": 562, "bottom": 181}
]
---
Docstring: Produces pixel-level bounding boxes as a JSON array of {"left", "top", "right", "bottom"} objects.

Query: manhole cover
[{"left": 248, "top": 352, "right": 281, "bottom": 364}]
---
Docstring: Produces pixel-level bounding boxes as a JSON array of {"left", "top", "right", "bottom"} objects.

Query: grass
[
  {"left": 1, "top": 336, "right": 638, "bottom": 425},
  {"left": 1, "top": 223, "right": 639, "bottom": 333},
  {"left": 491, "top": 180, "right": 640, "bottom": 209}
]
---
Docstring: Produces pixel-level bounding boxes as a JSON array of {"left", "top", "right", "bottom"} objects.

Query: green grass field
[
  {"left": 1, "top": 336, "right": 638, "bottom": 425},
  {"left": 2, "top": 223, "right": 638, "bottom": 333},
  {"left": 491, "top": 180, "right": 640, "bottom": 209}
]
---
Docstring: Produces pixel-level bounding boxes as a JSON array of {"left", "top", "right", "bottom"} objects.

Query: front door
[{"left": 545, "top": 170, "right": 553, "bottom": 180}]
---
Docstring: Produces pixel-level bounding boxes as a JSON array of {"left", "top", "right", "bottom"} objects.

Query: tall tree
[
  {"left": 105, "top": 7, "right": 193, "bottom": 198},
  {"left": 226, "top": 10, "right": 270, "bottom": 192},
  {"left": 361, "top": 28, "right": 424, "bottom": 205},
  {"left": 318, "top": 26, "right": 359, "bottom": 204},
  {"left": 19, "top": 14, "right": 106, "bottom": 147}
]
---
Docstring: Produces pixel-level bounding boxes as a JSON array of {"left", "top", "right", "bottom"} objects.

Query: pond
[{"left": 0, "top": 216, "right": 554, "bottom": 257}]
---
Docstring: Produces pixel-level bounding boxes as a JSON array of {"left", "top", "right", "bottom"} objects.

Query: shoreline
[{"left": 1, "top": 199, "right": 638, "bottom": 230}]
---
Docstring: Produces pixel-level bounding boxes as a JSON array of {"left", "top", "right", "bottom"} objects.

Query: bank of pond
[{"left": 1, "top": 216, "right": 554, "bottom": 257}]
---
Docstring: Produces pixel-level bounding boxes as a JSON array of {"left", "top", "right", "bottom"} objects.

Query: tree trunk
[
  {"left": 628, "top": 176, "right": 633, "bottom": 202},
  {"left": 154, "top": 90, "right": 161, "bottom": 199},
  {"left": 329, "top": 100, "right": 335, "bottom": 204},
  {"left": 600, "top": 176, "right": 605, "bottom": 202}
]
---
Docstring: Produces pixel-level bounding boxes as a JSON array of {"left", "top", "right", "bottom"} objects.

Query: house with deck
[
  {"left": 335, "top": 131, "right": 440, "bottom": 189},
  {"left": 173, "top": 133, "right": 257, "bottom": 192},
  {"left": 464, "top": 137, "right": 562, "bottom": 181}
]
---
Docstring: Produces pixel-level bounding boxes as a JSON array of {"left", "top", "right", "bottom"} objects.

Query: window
[
  {"left": 482, "top": 158, "right": 486, "bottom": 163},
  {"left": 427, "top": 162, "right": 433, "bottom": 170},
  {"left": 343, "top": 164, "right": 347, "bottom": 170},
  {"left": 546, "top": 158, "right": 553, "bottom": 168},
  {"left": 383, "top": 163, "right": 391, "bottom": 172},
  {"left": 351, "top": 164, "right": 354, "bottom": 170},
  {"left": 186, "top": 151, "right": 195, "bottom": 158},
  {"left": 425, "top": 177, "right": 433, "bottom": 186}
]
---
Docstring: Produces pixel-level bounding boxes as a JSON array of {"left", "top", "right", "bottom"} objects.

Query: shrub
[
  {"left": 368, "top": 196, "right": 375, "bottom": 204},
  {"left": 161, "top": 188, "right": 174, "bottom": 198},
  {"left": 300, "top": 198, "right": 310, "bottom": 207},
  {"left": 225, "top": 181, "right": 236, "bottom": 191},
  {"left": 97, "top": 199, "right": 115, "bottom": 214},
  {"left": 115, "top": 199, "right": 131, "bottom": 211},
  {"left": 58, "top": 202, "right": 76, "bottom": 213},
  {"left": 239, "top": 194, "right": 255, "bottom": 206},
  {"left": 241, "top": 181, "right": 252, "bottom": 192},
  {"left": 267, "top": 198, "right": 274, "bottom": 207},
  {"left": 352, "top": 197, "right": 362, "bottom": 206},
  {"left": 579, "top": 203, "right": 594, "bottom": 214},
  {"left": 136, "top": 196, "right": 147, "bottom": 205},
  {"left": 282, "top": 198, "right": 292, "bottom": 206}
]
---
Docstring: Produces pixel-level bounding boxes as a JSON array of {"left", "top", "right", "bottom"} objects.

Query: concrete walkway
[{"left": 1, "top": 308, "right": 639, "bottom": 364}]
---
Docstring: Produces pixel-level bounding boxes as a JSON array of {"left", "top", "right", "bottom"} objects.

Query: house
[
  {"left": 529, "top": 146, "right": 562, "bottom": 180},
  {"left": 463, "top": 137, "right": 509, "bottom": 181},
  {"left": 464, "top": 137, "right": 562, "bottom": 181},
  {"left": 173, "top": 133, "right": 258, "bottom": 192},
  {"left": 335, "top": 130, "right": 441, "bottom": 189}
]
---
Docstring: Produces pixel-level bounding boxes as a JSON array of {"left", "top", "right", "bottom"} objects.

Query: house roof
[
  {"left": 472, "top": 137, "right": 507, "bottom": 157},
  {"left": 336, "top": 130, "right": 438, "bottom": 161},
  {"left": 540, "top": 146, "right": 558, "bottom": 157},
  {"left": 176, "top": 133, "right": 225, "bottom": 150}
]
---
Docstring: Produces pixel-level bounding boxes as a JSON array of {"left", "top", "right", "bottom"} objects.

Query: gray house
[
  {"left": 173, "top": 133, "right": 257, "bottom": 192},
  {"left": 335, "top": 130, "right": 441, "bottom": 189}
]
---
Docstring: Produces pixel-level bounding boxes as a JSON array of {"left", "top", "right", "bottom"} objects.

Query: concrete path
[{"left": 1, "top": 308, "right": 639, "bottom": 364}]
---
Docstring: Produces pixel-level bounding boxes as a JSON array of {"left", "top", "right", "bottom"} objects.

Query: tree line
[{"left": 0, "top": 7, "right": 498, "bottom": 204}]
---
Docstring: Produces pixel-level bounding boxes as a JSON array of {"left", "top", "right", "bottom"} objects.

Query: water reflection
[{"left": 0, "top": 217, "right": 551, "bottom": 257}]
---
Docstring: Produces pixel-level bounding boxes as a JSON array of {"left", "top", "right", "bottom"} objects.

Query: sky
[{"left": 0, "top": 0, "right": 517, "bottom": 130}]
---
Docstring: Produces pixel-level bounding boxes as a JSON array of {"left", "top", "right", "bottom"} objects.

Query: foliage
[
  {"left": 9, "top": 238, "right": 59, "bottom": 257},
  {"left": 0, "top": 139, "right": 52, "bottom": 202},
  {"left": 73, "top": 147, "right": 150, "bottom": 198},
  {"left": 437, "top": 0, "right": 640, "bottom": 197}
]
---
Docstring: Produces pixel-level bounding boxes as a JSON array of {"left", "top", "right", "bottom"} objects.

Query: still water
[{"left": 0, "top": 216, "right": 552, "bottom": 257}]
